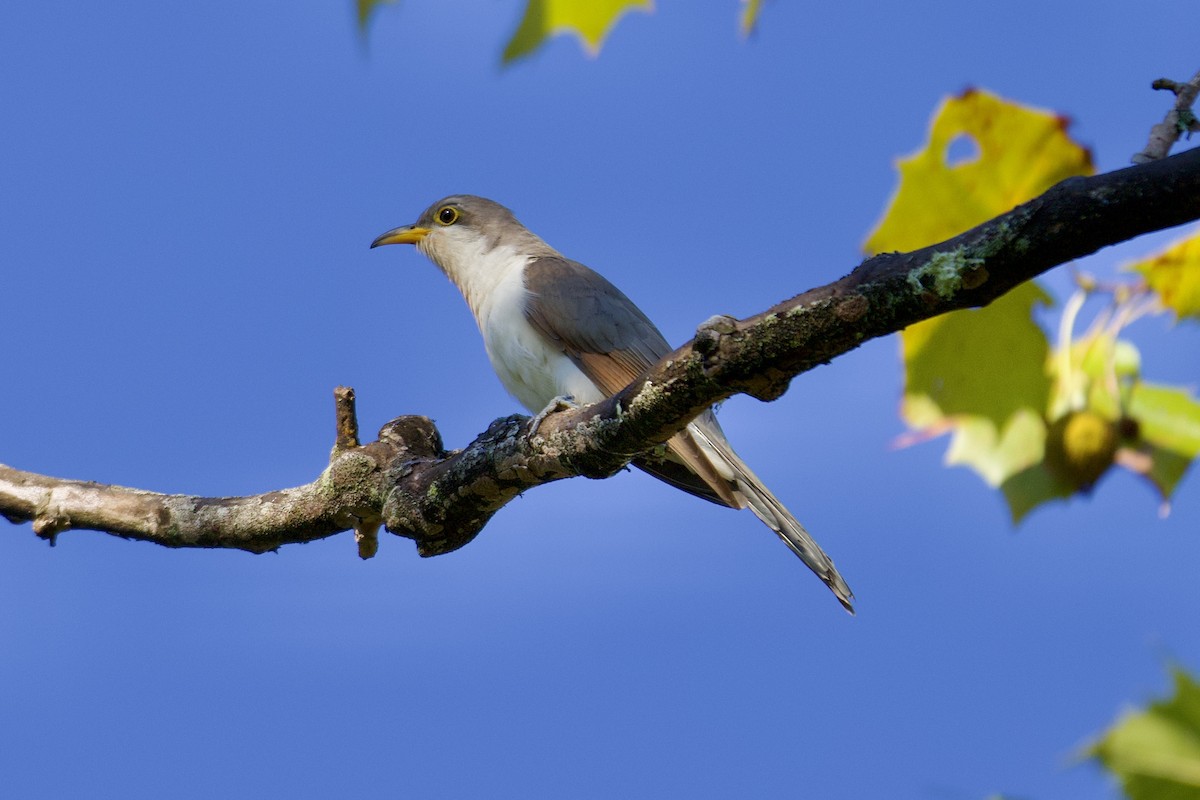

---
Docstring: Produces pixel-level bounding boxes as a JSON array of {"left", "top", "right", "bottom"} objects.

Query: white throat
[{"left": 419, "top": 234, "right": 530, "bottom": 322}]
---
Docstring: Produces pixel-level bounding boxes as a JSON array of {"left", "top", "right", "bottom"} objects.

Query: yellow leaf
[
  {"left": 503, "top": 0, "right": 654, "bottom": 63},
  {"left": 1127, "top": 228, "right": 1200, "bottom": 321},
  {"left": 741, "top": 0, "right": 763, "bottom": 36},
  {"left": 864, "top": 89, "right": 1094, "bottom": 255},
  {"left": 885, "top": 91, "right": 1099, "bottom": 520}
]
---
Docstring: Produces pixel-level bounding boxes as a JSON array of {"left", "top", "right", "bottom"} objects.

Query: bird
[{"left": 371, "top": 195, "right": 853, "bottom": 611}]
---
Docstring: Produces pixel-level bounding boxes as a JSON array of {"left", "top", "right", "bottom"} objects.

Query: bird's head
[{"left": 371, "top": 195, "right": 555, "bottom": 284}]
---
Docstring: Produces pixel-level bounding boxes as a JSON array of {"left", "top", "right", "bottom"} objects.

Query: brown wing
[
  {"left": 522, "top": 256, "right": 667, "bottom": 376},
  {"left": 522, "top": 257, "right": 739, "bottom": 506}
]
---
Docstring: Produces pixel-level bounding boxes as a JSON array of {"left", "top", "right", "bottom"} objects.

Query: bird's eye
[{"left": 437, "top": 206, "right": 460, "bottom": 226}]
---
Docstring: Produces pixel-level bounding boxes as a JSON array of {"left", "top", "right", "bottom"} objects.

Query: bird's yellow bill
[{"left": 370, "top": 225, "right": 430, "bottom": 248}]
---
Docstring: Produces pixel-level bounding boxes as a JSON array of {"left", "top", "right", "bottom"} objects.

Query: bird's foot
[{"left": 529, "top": 395, "right": 577, "bottom": 436}]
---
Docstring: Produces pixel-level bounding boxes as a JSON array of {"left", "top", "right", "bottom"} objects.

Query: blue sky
[{"left": 2, "top": 2, "right": 1198, "bottom": 798}]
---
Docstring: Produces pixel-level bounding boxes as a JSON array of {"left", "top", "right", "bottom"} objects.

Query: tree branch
[
  {"left": 1132, "top": 69, "right": 1200, "bottom": 164},
  {"left": 4, "top": 147, "right": 1200, "bottom": 555}
]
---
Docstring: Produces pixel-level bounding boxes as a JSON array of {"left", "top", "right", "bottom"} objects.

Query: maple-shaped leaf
[
  {"left": 877, "top": 91, "right": 1194, "bottom": 521},
  {"left": 1127, "top": 227, "right": 1200, "bottom": 322},
  {"left": 864, "top": 88, "right": 1094, "bottom": 255},
  {"left": 1088, "top": 668, "right": 1200, "bottom": 800},
  {"left": 502, "top": 0, "right": 653, "bottom": 63},
  {"left": 874, "top": 90, "right": 1097, "bottom": 519}
]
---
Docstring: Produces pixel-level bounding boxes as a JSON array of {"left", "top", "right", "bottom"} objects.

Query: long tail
[{"left": 687, "top": 418, "right": 855, "bottom": 613}]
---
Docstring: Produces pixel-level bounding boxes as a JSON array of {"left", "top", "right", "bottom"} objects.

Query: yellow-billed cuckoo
[{"left": 372, "top": 195, "right": 853, "bottom": 611}]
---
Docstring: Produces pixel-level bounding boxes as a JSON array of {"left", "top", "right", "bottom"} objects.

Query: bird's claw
[{"left": 529, "top": 395, "right": 577, "bottom": 436}]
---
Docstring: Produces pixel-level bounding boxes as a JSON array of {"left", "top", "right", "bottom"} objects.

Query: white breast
[{"left": 474, "top": 261, "right": 606, "bottom": 413}]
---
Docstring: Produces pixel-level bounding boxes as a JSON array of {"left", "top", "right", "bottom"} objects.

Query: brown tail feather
[{"left": 685, "top": 415, "right": 855, "bottom": 612}]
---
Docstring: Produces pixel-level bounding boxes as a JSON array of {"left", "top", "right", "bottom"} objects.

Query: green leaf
[
  {"left": 1127, "top": 382, "right": 1200, "bottom": 500},
  {"left": 1131, "top": 383, "right": 1200, "bottom": 456},
  {"left": 1127, "top": 228, "right": 1200, "bottom": 321},
  {"left": 1000, "top": 460, "right": 1076, "bottom": 523},
  {"left": 1089, "top": 668, "right": 1200, "bottom": 799},
  {"left": 1137, "top": 445, "right": 1196, "bottom": 505},
  {"left": 899, "top": 282, "right": 1054, "bottom": 493},
  {"left": 502, "top": 0, "right": 654, "bottom": 63},
  {"left": 902, "top": 282, "right": 1053, "bottom": 429}
]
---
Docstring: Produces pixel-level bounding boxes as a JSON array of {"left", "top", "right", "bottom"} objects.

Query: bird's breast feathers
[{"left": 477, "top": 262, "right": 603, "bottom": 413}]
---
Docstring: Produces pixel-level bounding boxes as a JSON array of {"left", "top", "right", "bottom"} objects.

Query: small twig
[
  {"left": 332, "top": 386, "right": 380, "bottom": 557},
  {"left": 354, "top": 519, "right": 380, "bottom": 559},
  {"left": 333, "top": 386, "right": 360, "bottom": 452},
  {"left": 1132, "top": 69, "right": 1200, "bottom": 163},
  {"left": 1054, "top": 288, "right": 1089, "bottom": 416}
]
